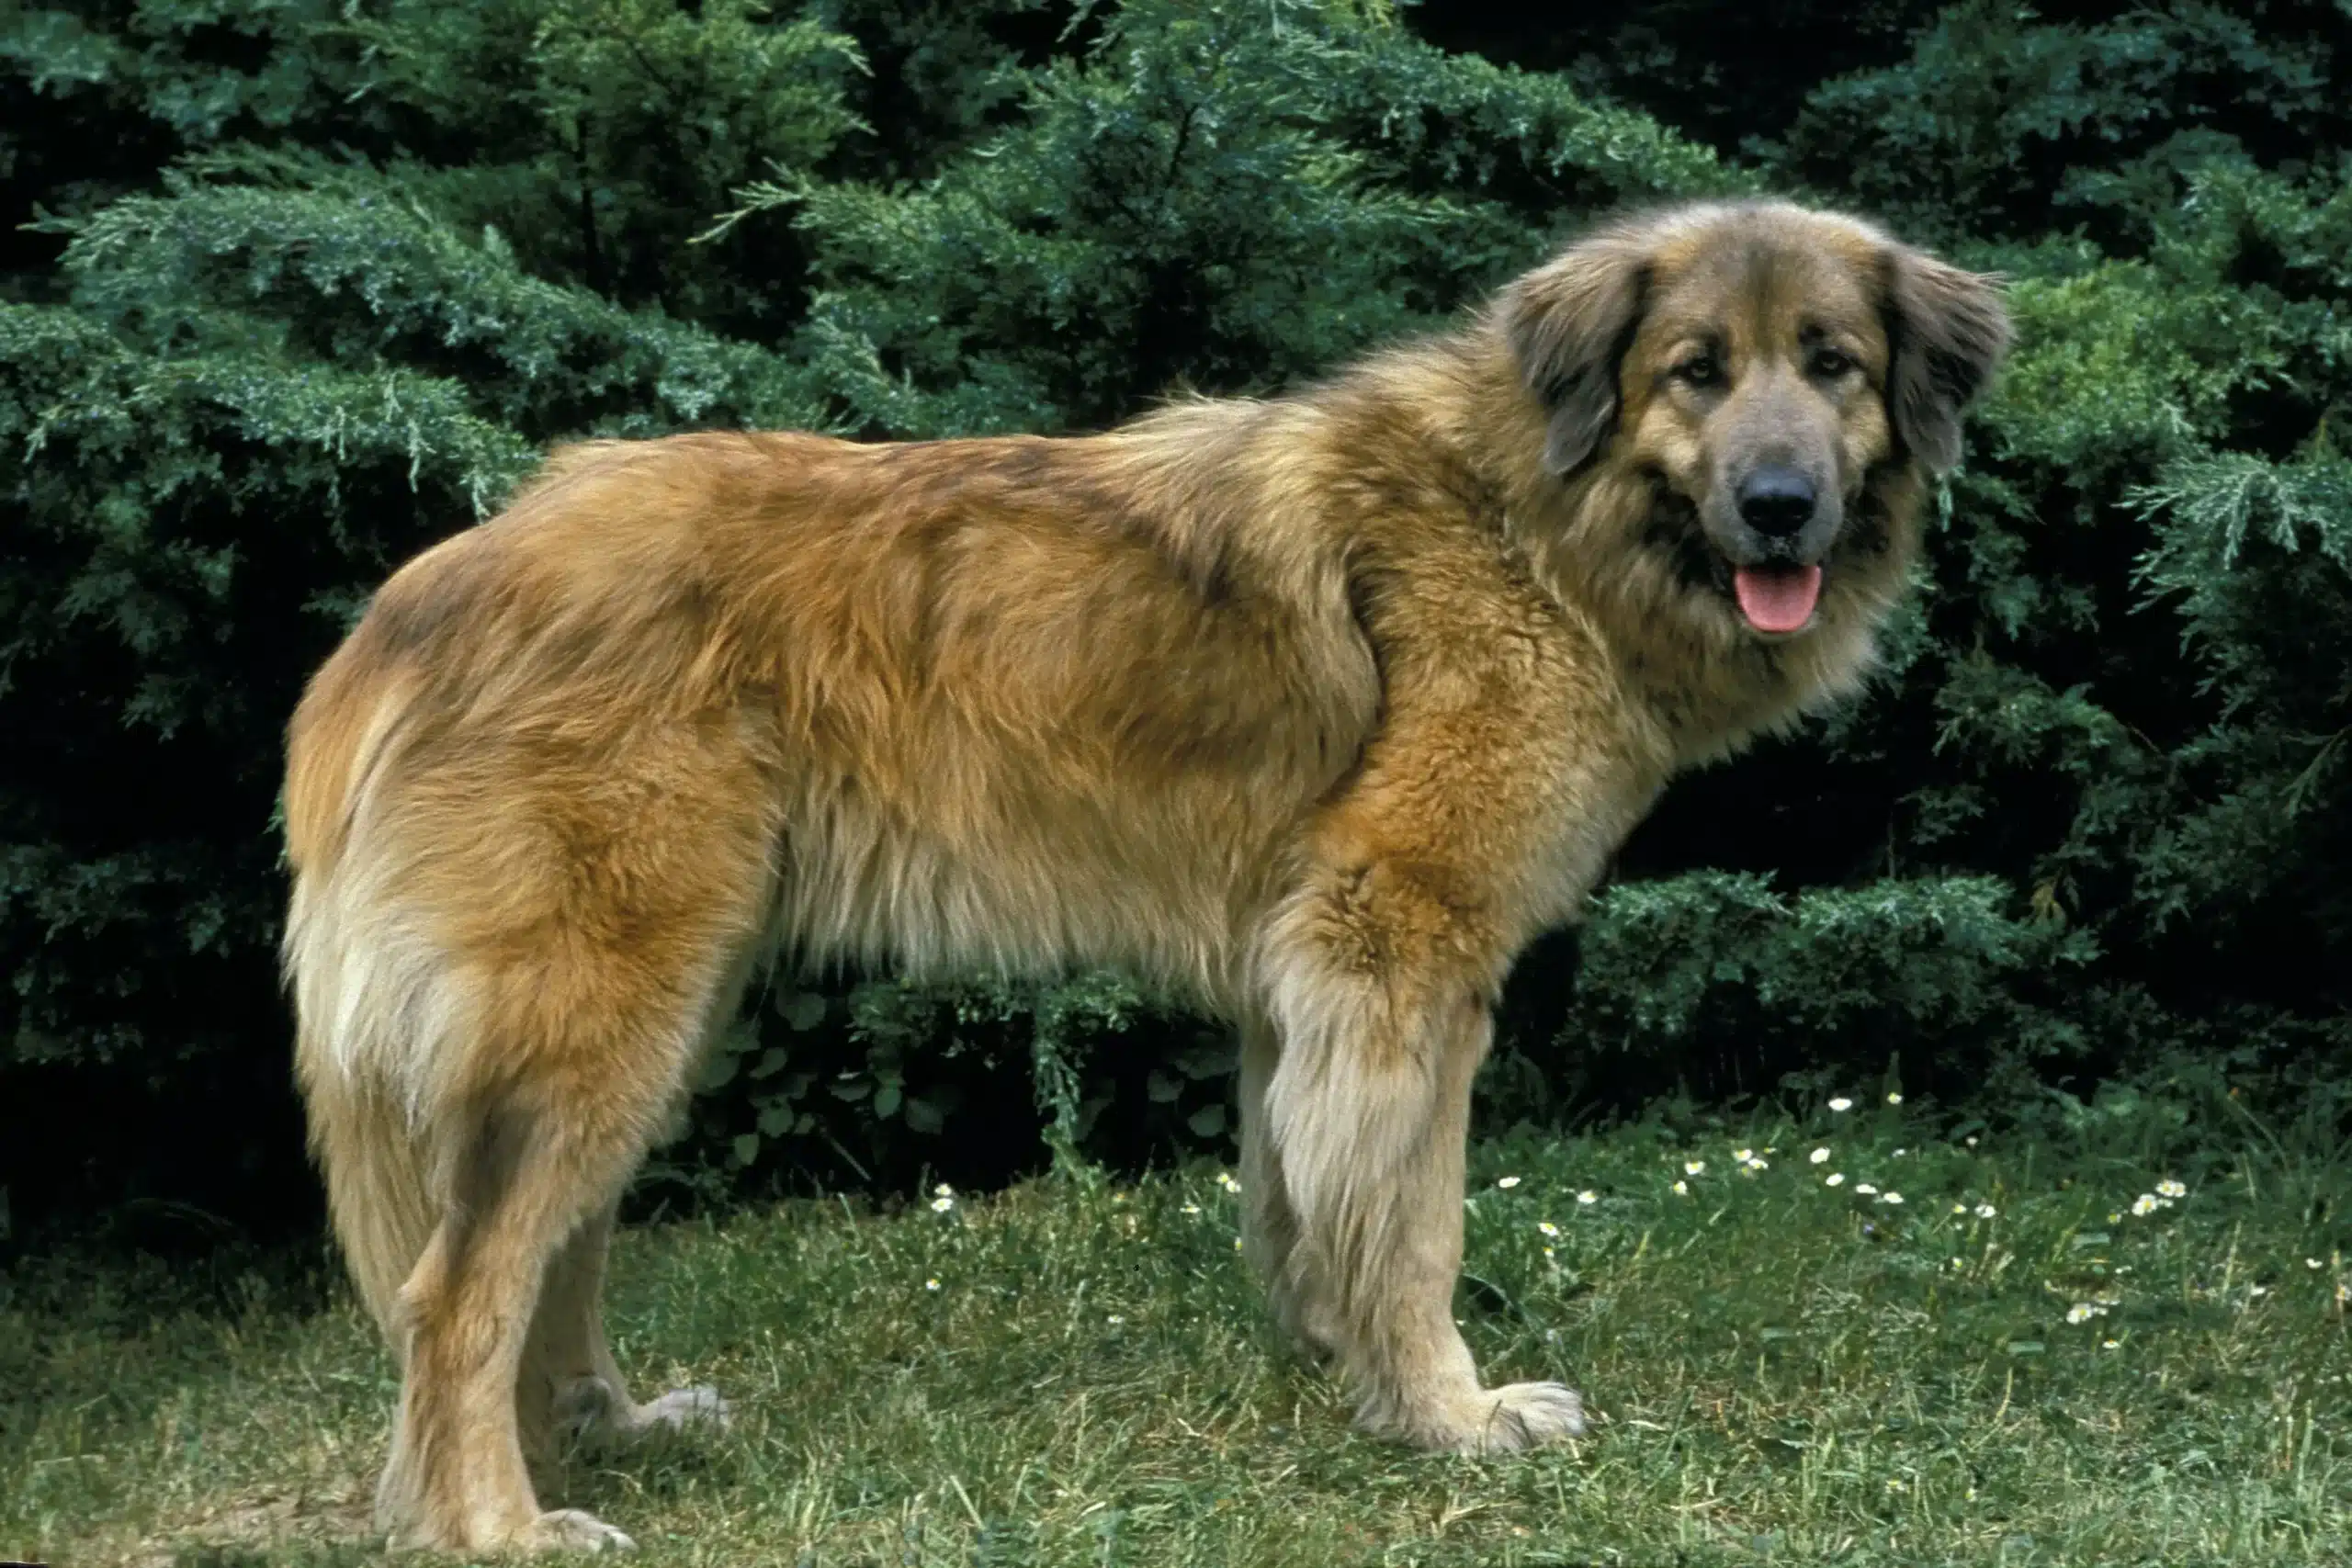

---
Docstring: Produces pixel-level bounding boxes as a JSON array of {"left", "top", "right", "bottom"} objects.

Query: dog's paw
[
  {"left": 1366, "top": 1377, "right": 1587, "bottom": 1455},
  {"left": 521, "top": 1508, "right": 637, "bottom": 1553},
  {"left": 555, "top": 1379, "right": 731, "bottom": 1450},
  {"left": 636, "top": 1385, "right": 731, "bottom": 1432},
  {"left": 1462, "top": 1380, "right": 1585, "bottom": 1452}
]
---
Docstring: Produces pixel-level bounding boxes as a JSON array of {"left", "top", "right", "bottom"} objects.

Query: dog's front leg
[{"left": 1253, "top": 859, "right": 1586, "bottom": 1454}]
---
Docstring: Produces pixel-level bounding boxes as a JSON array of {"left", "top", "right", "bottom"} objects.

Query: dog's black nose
[{"left": 1736, "top": 467, "right": 1817, "bottom": 536}]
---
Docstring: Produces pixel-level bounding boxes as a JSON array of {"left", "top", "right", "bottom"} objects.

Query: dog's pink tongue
[{"left": 1734, "top": 565, "right": 1823, "bottom": 634}]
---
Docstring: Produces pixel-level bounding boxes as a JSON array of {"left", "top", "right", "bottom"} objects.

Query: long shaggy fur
[{"left": 282, "top": 198, "right": 2009, "bottom": 1551}]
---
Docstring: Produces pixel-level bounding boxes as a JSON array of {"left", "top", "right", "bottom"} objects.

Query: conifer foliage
[{"left": 2, "top": 0, "right": 2345, "bottom": 1238}]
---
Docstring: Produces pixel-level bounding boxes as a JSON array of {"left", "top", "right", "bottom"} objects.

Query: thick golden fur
[{"left": 281, "top": 199, "right": 2009, "bottom": 1552}]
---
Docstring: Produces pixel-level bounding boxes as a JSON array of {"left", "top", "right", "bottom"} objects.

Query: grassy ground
[{"left": 6, "top": 1094, "right": 2351, "bottom": 1567}]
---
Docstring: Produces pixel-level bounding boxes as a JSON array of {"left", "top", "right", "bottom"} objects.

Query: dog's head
[{"left": 1498, "top": 201, "right": 2011, "bottom": 639}]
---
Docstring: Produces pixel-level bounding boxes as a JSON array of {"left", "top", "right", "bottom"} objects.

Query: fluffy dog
[{"left": 281, "top": 197, "right": 2009, "bottom": 1551}]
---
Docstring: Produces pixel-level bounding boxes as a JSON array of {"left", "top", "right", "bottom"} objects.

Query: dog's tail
[
  {"left": 295, "top": 1039, "right": 441, "bottom": 1342},
  {"left": 282, "top": 645, "right": 445, "bottom": 1342}
]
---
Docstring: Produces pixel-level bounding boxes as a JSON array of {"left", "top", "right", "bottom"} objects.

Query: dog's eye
[
  {"left": 1810, "top": 347, "right": 1855, "bottom": 378},
  {"left": 1674, "top": 355, "right": 1722, "bottom": 388}
]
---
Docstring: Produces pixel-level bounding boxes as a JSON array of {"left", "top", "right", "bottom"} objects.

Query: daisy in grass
[
  {"left": 2156, "top": 1179, "right": 2186, "bottom": 1199},
  {"left": 1810, "top": 1147, "right": 1831, "bottom": 1165},
  {"left": 1216, "top": 1170, "right": 1240, "bottom": 1194},
  {"left": 1829, "top": 1097, "right": 1854, "bottom": 1112},
  {"left": 1825, "top": 1173, "right": 1845, "bottom": 1187},
  {"left": 1577, "top": 1190, "right": 1598, "bottom": 1206},
  {"left": 1496, "top": 1175, "right": 1521, "bottom": 1190}
]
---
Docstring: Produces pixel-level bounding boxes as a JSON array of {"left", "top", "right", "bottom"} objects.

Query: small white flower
[
  {"left": 1107, "top": 1314, "right": 1124, "bottom": 1325},
  {"left": 2132, "top": 1194, "right": 2161, "bottom": 1217},
  {"left": 1952, "top": 1202, "right": 1968, "bottom": 1214},
  {"left": 1855, "top": 1182, "right": 1877, "bottom": 1195},
  {"left": 1684, "top": 1159, "right": 1706, "bottom": 1176},
  {"left": 1733, "top": 1147, "right": 1755, "bottom": 1164},
  {"left": 925, "top": 1277, "right": 941, "bottom": 1292},
  {"left": 2102, "top": 1338, "right": 2120, "bottom": 1349},
  {"left": 1216, "top": 1171, "right": 1241, "bottom": 1193},
  {"left": 1496, "top": 1175, "right": 1521, "bottom": 1190},
  {"left": 1893, "top": 1147, "right": 1907, "bottom": 1156},
  {"left": 1543, "top": 1246, "right": 1555, "bottom": 1259},
  {"left": 1577, "top": 1190, "right": 1599, "bottom": 1206},
  {"left": 1886, "top": 1092, "right": 1904, "bottom": 1106},
  {"left": 1881, "top": 1191, "right": 1904, "bottom": 1205},
  {"left": 1826, "top": 1172, "right": 1845, "bottom": 1186},
  {"left": 1976, "top": 1203, "right": 1997, "bottom": 1219},
  {"left": 1181, "top": 1202, "right": 1202, "bottom": 1216},
  {"left": 2156, "top": 1179, "right": 2187, "bottom": 1199},
  {"left": 1965, "top": 1135, "right": 1979, "bottom": 1147},
  {"left": 1537, "top": 1220, "right": 1560, "bottom": 1237},
  {"left": 934, "top": 1182, "right": 956, "bottom": 1198},
  {"left": 1810, "top": 1147, "right": 1831, "bottom": 1165},
  {"left": 1829, "top": 1097, "right": 1854, "bottom": 1112},
  {"left": 2067, "top": 1303, "right": 2097, "bottom": 1325},
  {"left": 1672, "top": 1179, "right": 1690, "bottom": 1195},
  {"left": 2309, "top": 1258, "right": 2326, "bottom": 1270},
  {"left": 930, "top": 1195, "right": 955, "bottom": 1213}
]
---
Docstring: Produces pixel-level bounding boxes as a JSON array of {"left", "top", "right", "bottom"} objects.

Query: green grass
[{"left": 6, "top": 1097, "right": 2352, "bottom": 1566}]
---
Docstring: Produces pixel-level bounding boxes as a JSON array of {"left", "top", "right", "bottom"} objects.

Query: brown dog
[{"left": 281, "top": 198, "right": 2008, "bottom": 1552}]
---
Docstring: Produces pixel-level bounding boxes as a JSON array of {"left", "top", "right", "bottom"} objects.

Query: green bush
[{"left": 2, "top": 0, "right": 2346, "bottom": 1244}]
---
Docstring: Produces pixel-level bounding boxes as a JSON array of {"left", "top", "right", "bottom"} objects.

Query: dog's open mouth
[{"left": 1731, "top": 563, "right": 1823, "bottom": 635}]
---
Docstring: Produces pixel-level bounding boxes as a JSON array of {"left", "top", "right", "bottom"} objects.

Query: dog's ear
[
  {"left": 1498, "top": 226, "right": 1654, "bottom": 476},
  {"left": 1883, "top": 247, "right": 2013, "bottom": 474}
]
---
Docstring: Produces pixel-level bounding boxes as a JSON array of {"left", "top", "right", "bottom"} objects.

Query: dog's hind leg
[
  {"left": 368, "top": 734, "right": 775, "bottom": 1552},
  {"left": 379, "top": 1086, "right": 638, "bottom": 1551},
  {"left": 521, "top": 1200, "right": 730, "bottom": 1470}
]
